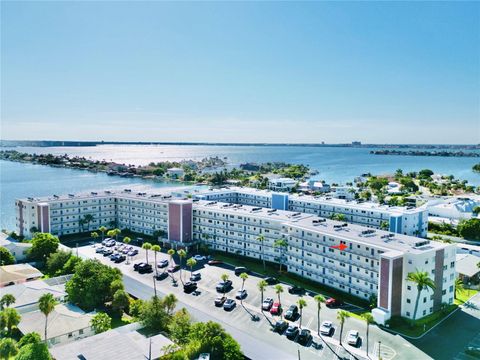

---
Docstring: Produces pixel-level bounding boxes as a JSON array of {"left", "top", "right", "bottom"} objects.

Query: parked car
[
  {"left": 183, "top": 281, "right": 198, "bottom": 293},
  {"left": 288, "top": 285, "right": 305, "bottom": 295},
  {"left": 122, "top": 247, "right": 130, "bottom": 254},
  {"left": 190, "top": 272, "right": 201, "bottom": 281},
  {"left": 347, "top": 330, "right": 360, "bottom": 347},
  {"left": 128, "top": 249, "right": 138, "bottom": 256},
  {"left": 235, "top": 289, "right": 247, "bottom": 299},
  {"left": 297, "top": 329, "right": 312, "bottom": 346},
  {"left": 284, "top": 305, "right": 299, "bottom": 320},
  {"left": 320, "top": 320, "right": 334, "bottom": 336},
  {"left": 103, "top": 249, "right": 113, "bottom": 256},
  {"left": 114, "top": 254, "right": 126, "bottom": 263},
  {"left": 157, "top": 260, "right": 169, "bottom": 268},
  {"left": 208, "top": 259, "right": 223, "bottom": 265},
  {"left": 265, "top": 277, "right": 278, "bottom": 285},
  {"left": 105, "top": 240, "right": 116, "bottom": 247},
  {"left": 285, "top": 325, "right": 299, "bottom": 340},
  {"left": 138, "top": 263, "right": 153, "bottom": 274},
  {"left": 326, "top": 298, "right": 344, "bottom": 308},
  {"left": 216, "top": 280, "right": 232, "bottom": 293},
  {"left": 155, "top": 272, "right": 169, "bottom": 280},
  {"left": 102, "top": 238, "right": 113, "bottom": 246},
  {"left": 95, "top": 247, "right": 105, "bottom": 253},
  {"left": 262, "top": 297, "right": 274, "bottom": 311},
  {"left": 234, "top": 267, "right": 248, "bottom": 275},
  {"left": 133, "top": 262, "right": 145, "bottom": 271},
  {"left": 192, "top": 255, "right": 207, "bottom": 261},
  {"left": 273, "top": 320, "right": 289, "bottom": 334},
  {"left": 223, "top": 299, "right": 236, "bottom": 311},
  {"left": 109, "top": 253, "right": 118, "bottom": 261},
  {"left": 214, "top": 296, "right": 227, "bottom": 307},
  {"left": 270, "top": 302, "right": 281, "bottom": 315},
  {"left": 167, "top": 265, "right": 180, "bottom": 273}
]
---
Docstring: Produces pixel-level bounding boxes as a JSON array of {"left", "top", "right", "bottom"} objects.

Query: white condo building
[{"left": 15, "top": 188, "right": 452, "bottom": 324}]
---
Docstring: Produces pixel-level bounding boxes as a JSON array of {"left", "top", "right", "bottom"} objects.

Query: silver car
[
  {"left": 320, "top": 320, "right": 334, "bottom": 336},
  {"left": 347, "top": 330, "right": 360, "bottom": 346}
]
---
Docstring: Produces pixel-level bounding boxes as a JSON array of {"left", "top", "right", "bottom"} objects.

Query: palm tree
[
  {"left": 1, "top": 308, "right": 20, "bottom": 336},
  {"left": 406, "top": 270, "right": 436, "bottom": 320},
  {"left": 0, "top": 338, "right": 18, "bottom": 359},
  {"left": 163, "top": 294, "right": 177, "bottom": 316},
  {"left": 107, "top": 229, "right": 115, "bottom": 240},
  {"left": 142, "top": 242, "right": 152, "bottom": 264},
  {"left": 337, "top": 310, "right": 350, "bottom": 346},
  {"left": 186, "top": 258, "right": 197, "bottom": 279},
  {"left": 152, "top": 245, "right": 161, "bottom": 277},
  {"left": 240, "top": 272, "right": 248, "bottom": 291},
  {"left": 257, "top": 234, "right": 266, "bottom": 271},
  {"left": 167, "top": 249, "right": 176, "bottom": 279},
  {"left": 39, "top": 293, "right": 56, "bottom": 344},
  {"left": 177, "top": 249, "right": 187, "bottom": 285},
  {"left": 455, "top": 277, "right": 465, "bottom": 300},
  {"left": 99, "top": 226, "right": 107, "bottom": 241},
  {"left": 274, "top": 284, "right": 284, "bottom": 307},
  {"left": 82, "top": 214, "right": 94, "bottom": 231},
  {"left": 258, "top": 280, "right": 267, "bottom": 311},
  {"left": 220, "top": 273, "right": 229, "bottom": 296},
  {"left": 0, "top": 294, "right": 15, "bottom": 310},
  {"left": 362, "top": 313, "right": 374, "bottom": 357},
  {"left": 297, "top": 298, "right": 307, "bottom": 328},
  {"left": 113, "top": 228, "right": 121, "bottom": 241},
  {"left": 91, "top": 232, "right": 99, "bottom": 243},
  {"left": 273, "top": 239, "right": 288, "bottom": 272},
  {"left": 123, "top": 237, "right": 131, "bottom": 264},
  {"left": 314, "top": 294, "right": 325, "bottom": 336}
]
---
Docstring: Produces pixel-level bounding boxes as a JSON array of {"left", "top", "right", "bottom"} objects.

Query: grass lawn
[
  {"left": 211, "top": 251, "right": 370, "bottom": 309},
  {"left": 455, "top": 289, "right": 478, "bottom": 305}
]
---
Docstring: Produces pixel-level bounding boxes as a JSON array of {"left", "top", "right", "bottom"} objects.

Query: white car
[
  {"left": 262, "top": 297, "right": 274, "bottom": 311},
  {"left": 320, "top": 320, "right": 334, "bottom": 336},
  {"left": 190, "top": 272, "right": 201, "bottom": 281},
  {"left": 347, "top": 330, "right": 360, "bottom": 346},
  {"left": 192, "top": 255, "right": 206, "bottom": 261},
  {"left": 235, "top": 289, "right": 247, "bottom": 299}
]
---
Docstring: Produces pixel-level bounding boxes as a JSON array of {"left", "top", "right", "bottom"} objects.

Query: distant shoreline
[
  {"left": 371, "top": 150, "right": 480, "bottom": 158},
  {"left": 1, "top": 140, "right": 479, "bottom": 150}
]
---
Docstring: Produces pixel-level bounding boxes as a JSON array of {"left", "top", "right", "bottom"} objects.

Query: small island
[
  {"left": 371, "top": 149, "right": 480, "bottom": 157},
  {"left": 473, "top": 163, "right": 480, "bottom": 173}
]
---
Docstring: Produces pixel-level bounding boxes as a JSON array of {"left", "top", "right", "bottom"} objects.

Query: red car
[
  {"left": 270, "top": 302, "right": 282, "bottom": 315},
  {"left": 325, "top": 298, "right": 344, "bottom": 308},
  {"left": 167, "top": 265, "right": 180, "bottom": 273}
]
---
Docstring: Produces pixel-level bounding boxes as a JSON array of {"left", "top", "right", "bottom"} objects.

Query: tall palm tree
[
  {"left": 258, "top": 280, "right": 267, "bottom": 311},
  {"left": 91, "top": 232, "right": 99, "bottom": 243},
  {"left": 186, "top": 258, "right": 197, "bottom": 279},
  {"left": 142, "top": 242, "right": 152, "bottom": 264},
  {"left": 313, "top": 294, "right": 325, "bottom": 336},
  {"left": 38, "top": 293, "right": 56, "bottom": 344},
  {"left": 177, "top": 249, "right": 187, "bottom": 285},
  {"left": 337, "top": 310, "right": 350, "bottom": 346},
  {"left": 273, "top": 239, "right": 288, "bottom": 272},
  {"left": 99, "top": 226, "right": 107, "bottom": 241},
  {"left": 239, "top": 273, "right": 248, "bottom": 304},
  {"left": 113, "top": 228, "right": 121, "bottom": 241},
  {"left": 151, "top": 245, "right": 161, "bottom": 277},
  {"left": 167, "top": 249, "right": 176, "bottom": 279},
  {"left": 257, "top": 234, "right": 266, "bottom": 271},
  {"left": 163, "top": 293, "right": 178, "bottom": 316},
  {"left": 123, "top": 237, "right": 131, "bottom": 264},
  {"left": 274, "top": 284, "right": 284, "bottom": 318},
  {"left": 362, "top": 313, "right": 374, "bottom": 357},
  {"left": 455, "top": 277, "right": 465, "bottom": 300},
  {"left": 406, "top": 270, "right": 436, "bottom": 320},
  {"left": 107, "top": 229, "right": 115, "bottom": 240},
  {"left": 297, "top": 298, "right": 307, "bottom": 328},
  {"left": 82, "top": 214, "right": 94, "bottom": 232},
  {"left": 220, "top": 273, "right": 229, "bottom": 296},
  {"left": 0, "top": 294, "right": 16, "bottom": 310}
]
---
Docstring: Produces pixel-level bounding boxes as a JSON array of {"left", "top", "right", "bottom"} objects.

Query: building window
[{"left": 407, "top": 299, "right": 411, "bottom": 303}]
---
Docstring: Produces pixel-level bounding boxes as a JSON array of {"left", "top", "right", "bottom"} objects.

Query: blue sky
[{"left": 1, "top": 2, "right": 479, "bottom": 144}]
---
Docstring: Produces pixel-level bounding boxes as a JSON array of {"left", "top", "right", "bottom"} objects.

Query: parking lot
[{"left": 77, "top": 242, "right": 429, "bottom": 360}]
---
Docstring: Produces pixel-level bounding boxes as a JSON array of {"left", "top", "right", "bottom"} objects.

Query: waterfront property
[{"left": 14, "top": 188, "right": 455, "bottom": 324}]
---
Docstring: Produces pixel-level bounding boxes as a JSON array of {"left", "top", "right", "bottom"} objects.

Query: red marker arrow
[{"left": 331, "top": 243, "right": 348, "bottom": 251}]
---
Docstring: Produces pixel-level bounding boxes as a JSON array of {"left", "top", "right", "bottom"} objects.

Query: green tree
[
  {"left": 220, "top": 274, "right": 230, "bottom": 296},
  {"left": 0, "top": 307, "right": 20, "bottom": 335},
  {"left": 163, "top": 293, "right": 178, "bottom": 316},
  {"left": 337, "top": 310, "right": 350, "bottom": 345},
  {"left": 151, "top": 245, "right": 161, "bottom": 277},
  {"left": 15, "top": 342, "right": 51, "bottom": 360},
  {"left": 142, "top": 242, "right": 152, "bottom": 264},
  {"left": 406, "top": 270, "right": 436, "bottom": 320},
  {"left": 168, "top": 308, "right": 192, "bottom": 345},
  {"left": 256, "top": 235, "right": 266, "bottom": 271},
  {"left": 362, "top": 313, "right": 374, "bottom": 357},
  {"left": 274, "top": 284, "right": 284, "bottom": 312},
  {"left": 0, "top": 247, "right": 14, "bottom": 266},
  {"left": 273, "top": 239, "right": 288, "bottom": 272},
  {"left": 123, "top": 237, "right": 131, "bottom": 264},
  {"left": 186, "top": 258, "right": 197, "bottom": 279},
  {"left": 458, "top": 219, "right": 480, "bottom": 240},
  {"left": 140, "top": 296, "right": 170, "bottom": 332},
  {"left": 98, "top": 226, "right": 107, "bottom": 241},
  {"left": 62, "top": 255, "right": 82, "bottom": 275},
  {"left": 167, "top": 249, "right": 176, "bottom": 279},
  {"left": 297, "top": 298, "right": 307, "bottom": 328},
  {"left": 257, "top": 280, "right": 267, "bottom": 311},
  {"left": 184, "top": 321, "right": 243, "bottom": 360},
  {"left": 177, "top": 249, "right": 187, "bottom": 285},
  {"left": 0, "top": 338, "right": 18, "bottom": 360},
  {"left": 455, "top": 278, "right": 465, "bottom": 300},
  {"left": 46, "top": 250, "right": 72, "bottom": 276},
  {"left": 313, "top": 294, "right": 326, "bottom": 336},
  {"left": 473, "top": 206, "right": 480, "bottom": 215},
  {"left": 38, "top": 293, "right": 56, "bottom": 343},
  {"left": 90, "top": 312, "right": 112, "bottom": 334},
  {"left": 82, "top": 214, "right": 95, "bottom": 231},
  {"left": 17, "top": 332, "right": 41, "bottom": 348},
  {"left": 112, "top": 290, "right": 130, "bottom": 316},
  {"left": 0, "top": 294, "right": 16, "bottom": 309},
  {"left": 418, "top": 169, "right": 434, "bottom": 179},
  {"left": 29, "top": 233, "right": 59, "bottom": 261},
  {"left": 65, "top": 259, "right": 122, "bottom": 311},
  {"left": 129, "top": 299, "right": 144, "bottom": 319},
  {"left": 91, "top": 231, "right": 99, "bottom": 242}
]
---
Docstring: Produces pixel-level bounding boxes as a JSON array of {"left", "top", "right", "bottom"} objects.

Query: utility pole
[
  {"left": 153, "top": 275, "right": 157, "bottom": 298},
  {"left": 378, "top": 341, "right": 381, "bottom": 360}
]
